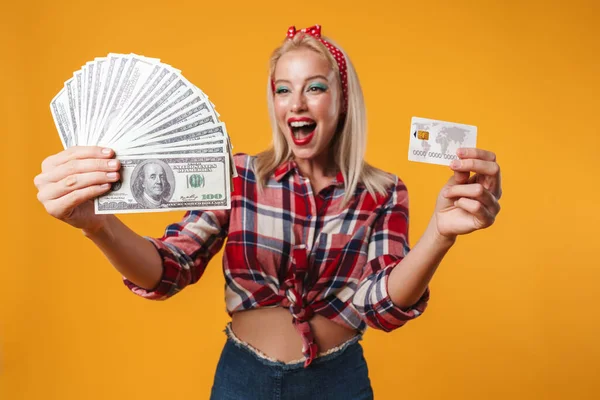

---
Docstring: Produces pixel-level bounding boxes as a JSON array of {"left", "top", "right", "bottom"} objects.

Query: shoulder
[
  {"left": 361, "top": 164, "right": 408, "bottom": 205},
  {"left": 231, "top": 153, "right": 259, "bottom": 190},
  {"left": 389, "top": 174, "right": 409, "bottom": 208},
  {"left": 232, "top": 153, "right": 257, "bottom": 174},
  {"left": 233, "top": 152, "right": 253, "bottom": 167}
]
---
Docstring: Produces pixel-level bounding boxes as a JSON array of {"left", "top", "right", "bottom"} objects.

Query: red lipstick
[{"left": 288, "top": 117, "right": 316, "bottom": 146}]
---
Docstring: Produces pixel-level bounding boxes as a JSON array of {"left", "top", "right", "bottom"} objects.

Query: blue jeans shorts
[{"left": 210, "top": 323, "right": 374, "bottom": 399}]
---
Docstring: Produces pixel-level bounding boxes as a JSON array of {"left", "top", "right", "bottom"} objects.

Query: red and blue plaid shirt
[{"left": 125, "top": 153, "right": 429, "bottom": 367}]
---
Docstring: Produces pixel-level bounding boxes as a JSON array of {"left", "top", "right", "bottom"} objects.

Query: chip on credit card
[{"left": 408, "top": 116, "right": 478, "bottom": 166}]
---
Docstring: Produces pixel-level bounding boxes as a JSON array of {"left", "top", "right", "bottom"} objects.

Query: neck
[{"left": 294, "top": 151, "right": 337, "bottom": 182}]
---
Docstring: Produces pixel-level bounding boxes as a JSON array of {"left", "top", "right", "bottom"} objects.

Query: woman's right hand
[{"left": 34, "top": 146, "right": 121, "bottom": 234}]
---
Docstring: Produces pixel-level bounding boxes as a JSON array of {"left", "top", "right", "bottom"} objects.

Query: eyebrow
[{"left": 274, "top": 75, "right": 330, "bottom": 85}]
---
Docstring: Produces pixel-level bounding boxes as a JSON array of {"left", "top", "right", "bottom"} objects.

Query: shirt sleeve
[
  {"left": 123, "top": 208, "right": 230, "bottom": 300},
  {"left": 351, "top": 177, "right": 429, "bottom": 331}
]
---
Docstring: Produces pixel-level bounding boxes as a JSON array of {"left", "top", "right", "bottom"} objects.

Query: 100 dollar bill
[{"left": 95, "top": 154, "right": 231, "bottom": 214}]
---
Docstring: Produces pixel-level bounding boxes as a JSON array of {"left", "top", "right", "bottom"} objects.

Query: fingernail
[
  {"left": 442, "top": 188, "right": 449, "bottom": 197},
  {"left": 108, "top": 160, "right": 118, "bottom": 168},
  {"left": 102, "top": 148, "right": 112, "bottom": 155},
  {"left": 107, "top": 172, "right": 117, "bottom": 179},
  {"left": 100, "top": 183, "right": 110, "bottom": 189},
  {"left": 451, "top": 160, "right": 461, "bottom": 168},
  {"left": 457, "top": 148, "right": 465, "bottom": 156}
]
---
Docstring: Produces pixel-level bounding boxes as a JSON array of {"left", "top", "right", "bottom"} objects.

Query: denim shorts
[{"left": 210, "top": 323, "right": 374, "bottom": 399}]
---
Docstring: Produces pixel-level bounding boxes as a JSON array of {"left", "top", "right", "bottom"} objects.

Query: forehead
[
  {"left": 274, "top": 48, "right": 334, "bottom": 81},
  {"left": 144, "top": 163, "right": 164, "bottom": 173}
]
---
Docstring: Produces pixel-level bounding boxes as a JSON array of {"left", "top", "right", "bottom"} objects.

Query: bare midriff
[{"left": 231, "top": 306, "right": 359, "bottom": 362}]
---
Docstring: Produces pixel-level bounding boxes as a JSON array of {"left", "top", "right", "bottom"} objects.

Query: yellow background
[{"left": 1, "top": 0, "right": 599, "bottom": 398}]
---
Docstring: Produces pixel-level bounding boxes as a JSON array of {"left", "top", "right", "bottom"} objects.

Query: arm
[
  {"left": 35, "top": 145, "right": 231, "bottom": 300},
  {"left": 85, "top": 208, "right": 230, "bottom": 299},
  {"left": 353, "top": 148, "right": 502, "bottom": 330},
  {"left": 34, "top": 146, "right": 164, "bottom": 291},
  {"left": 391, "top": 147, "right": 504, "bottom": 308},
  {"left": 84, "top": 215, "right": 164, "bottom": 291},
  {"left": 118, "top": 209, "right": 230, "bottom": 300},
  {"left": 352, "top": 178, "right": 433, "bottom": 331},
  {"left": 387, "top": 218, "right": 454, "bottom": 309}
]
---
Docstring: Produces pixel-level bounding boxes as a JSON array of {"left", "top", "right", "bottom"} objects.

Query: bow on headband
[
  {"left": 286, "top": 25, "right": 322, "bottom": 39},
  {"left": 281, "top": 24, "right": 348, "bottom": 112}
]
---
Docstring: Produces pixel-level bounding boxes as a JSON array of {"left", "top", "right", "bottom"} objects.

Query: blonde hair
[{"left": 255, "top": 32, "right": 395, "bottom": 206}]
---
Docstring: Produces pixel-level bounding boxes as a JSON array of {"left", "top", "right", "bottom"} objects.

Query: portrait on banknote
[{"left": 130, "top": 159, "right": 175, "bottom": 208}]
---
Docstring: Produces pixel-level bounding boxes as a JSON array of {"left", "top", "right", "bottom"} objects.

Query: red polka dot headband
[{"left": 274, "top": 24, "right": 349, "bottom": 112}]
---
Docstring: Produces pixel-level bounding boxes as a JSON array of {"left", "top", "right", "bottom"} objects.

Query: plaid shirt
[{"left": 125, "top": 153, "right": 429, "bottom": 367}]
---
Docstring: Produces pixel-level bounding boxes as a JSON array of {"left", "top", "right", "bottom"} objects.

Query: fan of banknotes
[{"left": 50, "top": 53, "right": 236, "bottom": 214}]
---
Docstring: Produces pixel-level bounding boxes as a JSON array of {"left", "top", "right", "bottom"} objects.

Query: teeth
[{"left": 290, "top": 121, "right": 314, "bottom": 128}]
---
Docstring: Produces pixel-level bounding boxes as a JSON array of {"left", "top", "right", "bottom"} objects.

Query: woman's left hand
[{"left": 433, "top": 148, "right": 502, "bottom": 240}]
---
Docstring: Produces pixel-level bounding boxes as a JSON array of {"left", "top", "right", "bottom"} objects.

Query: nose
[{"left": 291, "top": 91, "right": 307, "bottom": 113}]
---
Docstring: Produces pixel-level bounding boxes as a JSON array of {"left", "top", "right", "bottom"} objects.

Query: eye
[
  {"left": 275, "top": 86, "right": 290, "bottom": 94},
  {"left": 308, "top": 83, "right": 327, "bottom": 92}
]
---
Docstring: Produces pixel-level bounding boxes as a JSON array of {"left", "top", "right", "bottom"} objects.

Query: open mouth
[{"left": 288, "top": 118, "right": 317, "bottom": 145}]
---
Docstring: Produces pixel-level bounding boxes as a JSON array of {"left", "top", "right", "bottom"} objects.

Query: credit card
[{"left": 408, "top": 116, "right": 477, "bottom": 166}]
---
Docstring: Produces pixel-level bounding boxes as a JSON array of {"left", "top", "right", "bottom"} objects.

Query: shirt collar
[
  {"left": 273, "top": 159, "right": 296, "bottom": 182},
  {"left": 143, "top": 191, "right": 163, "bottom": 206}
]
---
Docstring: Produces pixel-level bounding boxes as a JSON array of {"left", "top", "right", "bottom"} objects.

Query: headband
[{"left": 273, "top": 24, "right": 348, "bottom": 112}]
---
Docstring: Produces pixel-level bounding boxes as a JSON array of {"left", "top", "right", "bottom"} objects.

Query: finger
[
  {"left": 450, "top": 158, "right": 500, "bottom": 176},
  {"left": 456, "top": 148, "right": 496, "bottom": 162},
  {"left": 472, "top": 172, "right": 503, "bottom": 197},
  {"left": 443, "top": 184, "right": 500, "bottom": 214},
  {"left": 43, "top": 184, "right": 112, "bottom": 220},
  {"left": 36, "top": 158, "right": 121, "bottom": 185},
  {"left": 37, "top": 171, "right": 120, "bottom": 202},
  {"left": 454, "top": 197, "right": 495, "bottom": 229},
  {"left": 41, "top": 146, "right": 114, "bottom": 173},
  {"left": 453, "top": 170, "right": 470, "bottom": 185}
]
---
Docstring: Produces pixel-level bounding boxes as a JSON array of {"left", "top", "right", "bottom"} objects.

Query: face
[
  {"left": 273, "top": 48, "right": 342, "bottom": 162},
  {"left": 142, "top": 163, "right": 166, "bottom": 198}
]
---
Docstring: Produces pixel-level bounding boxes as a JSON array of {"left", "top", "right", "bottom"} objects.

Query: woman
[{"left": 34, "top": 25, "right": 502, "bottom": 399}]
